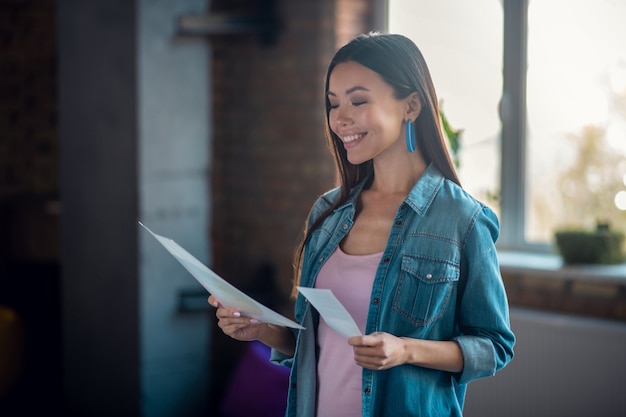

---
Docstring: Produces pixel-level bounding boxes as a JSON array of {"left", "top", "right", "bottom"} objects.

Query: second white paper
[{"left": 297, "top": 286, "right": 361, "bottom": 338}]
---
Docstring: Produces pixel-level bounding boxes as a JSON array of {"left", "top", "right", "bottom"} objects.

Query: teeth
[{"left": 343, "top": 134, "right": 363, "bottom": 143}]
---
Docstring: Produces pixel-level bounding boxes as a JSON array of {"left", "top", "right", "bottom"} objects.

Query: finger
[
  {"left": 216, "top": 314, "right": 259, "bottom": 328},
  {"left": 348, "top": 336, "right": 363, "bottom": 346},
  {"left": 215, "top": 307, "right": 242, "bottom": 319},
  {"left": 357, "top": 360, "right": 386, "bottom": 371},
  {"left": 214, "top": 305, "right": 262, "bottom": 337},
  {"left": 208, "top": 295, "right": 220, "bottom": 308},
  {"left": 353, "top": 353, "right": 380, "bottom": 370},
  {"left": 353, "top": 346, "right": 379, "bottom": 359},
  {"left": 350, "top": 335, "right": 380, "bottom": 347},
  {"left": 218, "top": 320, "right": 261, "bottom": 338},
  {"left": 218, "top": 318, "right": 251, "bottom": 332},
  {"left": 354, "top": 348, "right": 391, "bottom": 368},
  {"left": 220, "top": 320, "right": 254, "bottom": 331}
]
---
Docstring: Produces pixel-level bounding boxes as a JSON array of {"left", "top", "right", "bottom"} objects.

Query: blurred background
[{"left": 1, "top": 0, "right": 625, "bottom": 416}]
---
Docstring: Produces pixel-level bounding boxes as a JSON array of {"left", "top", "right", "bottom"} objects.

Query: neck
[{"left": 370, "top": 152, "right": 427, "bottom": 195}]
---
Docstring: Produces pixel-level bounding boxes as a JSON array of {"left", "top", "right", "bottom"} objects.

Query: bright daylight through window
[
  {"left": 525, "top": 0, "right": 626, "bottom": 243},
  {"left": 388, "top": 0, "right": 626, "bottom": 250}
]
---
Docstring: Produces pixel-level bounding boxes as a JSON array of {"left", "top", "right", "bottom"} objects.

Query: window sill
[
  {"left": 497, "top": 251, "right": 626, "bottom": 322},
  {"left": 497, "top": 251, "right": 626, "bottom": 285}
]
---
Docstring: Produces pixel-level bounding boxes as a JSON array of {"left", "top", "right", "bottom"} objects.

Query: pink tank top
[{"left": 315, "top": 246, "right": 383, "bottom": 417}]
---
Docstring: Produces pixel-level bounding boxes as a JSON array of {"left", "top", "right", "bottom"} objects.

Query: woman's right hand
[
  {"left": 208, "top": 295, "right": 297, "bottom": 357},
  {"left": 208, "top": 295, "right": 269, "bottom": 342}
]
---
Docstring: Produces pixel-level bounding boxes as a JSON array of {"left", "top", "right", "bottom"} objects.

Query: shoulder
[
  {"left": 433, "top": 179, "right": 500, "bottom": 241},
  {"left": 306, "top": 186, "right": 341, "bottom": 226},
  {"left": 311, "top": 186, "right": 341, "bottom": 211},
  {"left": 441, "top": 180, "right": 494, "bottom": 216}
]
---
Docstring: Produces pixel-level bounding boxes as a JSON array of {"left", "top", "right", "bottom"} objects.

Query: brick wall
[
  {"left": 0, "top": 0, "right": 59, "bottom": 263},
  {"left": 0, "top": 0, "right": 58, "bottom": 198},
  {"left": 503, "top": 271, "right": 626, "bottom": 323},
  {"left": 211, "top": 0, "right": 373, "bottom": 303},
  {"left": 208, "top": 0, "right": 375, "bottom": 409}
]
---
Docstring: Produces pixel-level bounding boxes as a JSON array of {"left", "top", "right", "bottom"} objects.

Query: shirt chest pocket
[{"left": 392, "top": 255, "right": 460, "bottom": 326}]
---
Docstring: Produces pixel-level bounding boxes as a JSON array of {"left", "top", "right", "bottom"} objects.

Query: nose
[{"left": 334, "top": 106, "right": 351, "bottom": 128}]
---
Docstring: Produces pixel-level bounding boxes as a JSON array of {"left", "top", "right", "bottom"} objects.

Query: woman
[{"left": 210, "top": 32, "right": 515, "bottom": 417}]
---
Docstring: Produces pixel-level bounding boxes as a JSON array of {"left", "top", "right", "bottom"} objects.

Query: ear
[{"left": 405, "top": 92, "right": 422, "bottom": 122}]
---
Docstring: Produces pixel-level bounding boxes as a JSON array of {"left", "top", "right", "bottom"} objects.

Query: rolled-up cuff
[
  {"left": 270, "top": 348, "right": 294, "bottom": 368},
  {"left": 453, "top": 335, "right": 496, "bottom": 384}
]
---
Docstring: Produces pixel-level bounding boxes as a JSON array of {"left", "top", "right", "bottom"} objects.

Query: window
[
  {"left": 388, "top": 0, "right": 502, "bottom": 215},
  {"left": 389, "top": 0, "right": 626, "bottom": 251},
  {"left": 525, "top": 0, "right": 626, "bottom": 244}
]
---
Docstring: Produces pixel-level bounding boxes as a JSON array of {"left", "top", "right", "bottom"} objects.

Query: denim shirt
[{"left": 271, "top": 163, "right": 515, "bottom": 417}]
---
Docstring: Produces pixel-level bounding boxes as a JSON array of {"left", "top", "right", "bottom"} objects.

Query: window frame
[{"left": 499, "top": 0, "right": 546, "bottom": 252}]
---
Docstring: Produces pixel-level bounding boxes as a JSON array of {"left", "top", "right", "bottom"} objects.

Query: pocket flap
[{"left": 401, "top": 255, "right": 459, "bottom": 284}]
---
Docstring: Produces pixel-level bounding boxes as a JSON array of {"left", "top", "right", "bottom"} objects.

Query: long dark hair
[{"left": 292, "top": 33, "right": 460, "bottom": 293}]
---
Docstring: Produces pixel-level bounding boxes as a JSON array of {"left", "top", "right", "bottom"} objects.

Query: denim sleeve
[
  {"left": 268, "top": 323, "right": 301, "bottom": 367},
  {"left": 270, "top": 348, "right": 294, "bottom": 368},
  {"left": 453, "top": 206, "right": 515, "bottom": 384}
]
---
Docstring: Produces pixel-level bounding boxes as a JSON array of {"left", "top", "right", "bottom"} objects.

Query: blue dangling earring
[{"left": 405, "top": 119, "right": 416, "bottom": 152}]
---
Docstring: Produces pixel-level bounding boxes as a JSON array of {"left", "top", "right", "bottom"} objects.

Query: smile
[{"left": 342, "top": 133, "right": 365, "bottom": 143}]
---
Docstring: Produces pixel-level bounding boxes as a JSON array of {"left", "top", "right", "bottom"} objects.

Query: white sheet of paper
[
  {"left": 140, "top": 222, "right": 303, "bottom": 329},
  {"left": 297, "top": 286, "right": 361, "bottom": 338}
]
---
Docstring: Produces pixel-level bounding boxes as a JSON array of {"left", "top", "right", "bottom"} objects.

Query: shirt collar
[
  {"left": 405, "top": 163, "right": 445, "bottom": 216},
  {"left": 333, "top": 163, "right": 445, "bottom": 215}
]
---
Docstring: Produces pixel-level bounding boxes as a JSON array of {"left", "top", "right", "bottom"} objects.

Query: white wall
[{"left": 138, "top": 0, "right": 211, "bottom": 416}]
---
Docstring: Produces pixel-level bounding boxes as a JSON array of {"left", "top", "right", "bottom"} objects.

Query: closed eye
[{"left": 327, "top": 100, "right": 366, "bottom": 109}]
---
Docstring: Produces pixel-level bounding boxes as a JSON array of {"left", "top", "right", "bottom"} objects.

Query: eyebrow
[{"left": 327, "top": 85, "right": 370, "bottom": 97}]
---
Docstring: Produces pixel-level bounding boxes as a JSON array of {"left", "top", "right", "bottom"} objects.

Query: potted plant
[{"left": 554, "top": 221, "right": 625, "bottom": 265}]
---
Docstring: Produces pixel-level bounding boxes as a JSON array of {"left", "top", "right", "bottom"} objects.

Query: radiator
[{"left": 463, "top": 307, "right": 626, "bottom": 417}]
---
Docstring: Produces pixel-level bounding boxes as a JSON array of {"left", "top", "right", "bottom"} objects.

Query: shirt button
[
  {"left": 319, "top": 257, "right": 324, "bottom": 263},
  {"left": 373, "top": 298, "right": 380, "bottom": 304},
  {"left": 426, "top": 273, "right": 433, "bottom": 279},
  {"left": 383, "top": 257, "right": 390, "bottom": 263},
  {"left": 364, "top": 387, "right": 371, "bottom": 394},
  {"left": 342, "top": 224, "right": 349, "bottom": 230},
  {"left": 395, "top": 220, "right": 402, "bottom": 226}
]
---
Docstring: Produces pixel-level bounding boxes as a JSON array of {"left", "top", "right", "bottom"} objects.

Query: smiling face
[{"left": 327, "top": 61, "right": 411, "bottom": 165}]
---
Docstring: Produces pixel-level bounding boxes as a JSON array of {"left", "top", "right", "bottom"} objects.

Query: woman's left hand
[{"left": 348, "top": 332, "right": 408, "bottom": 370}]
